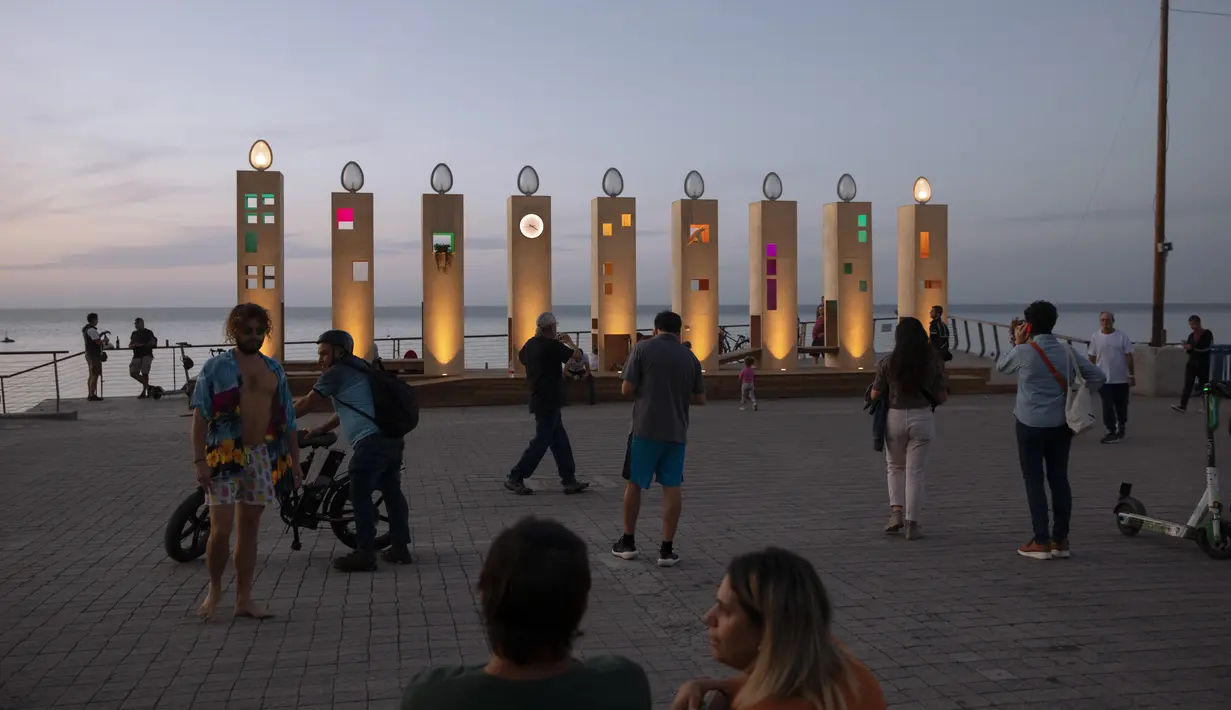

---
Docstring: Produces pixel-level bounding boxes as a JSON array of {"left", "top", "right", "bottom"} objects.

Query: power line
[
  {"left": 1077, "top": 31, "right": 1157, "bottom": 231},
  {"left": 1172, "top": 8, "right": 1231, "bottom": 18}
]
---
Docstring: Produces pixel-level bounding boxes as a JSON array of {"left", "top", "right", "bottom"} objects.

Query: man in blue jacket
[{"left": 295, "top": 330, "right": 413, "bottom": 572}]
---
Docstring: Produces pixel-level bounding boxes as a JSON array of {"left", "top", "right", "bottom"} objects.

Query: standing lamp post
[
  {"left": 236, "top": 139, "right": 285, "bottom": 360},
  {"left": 331, "top": 161, "right": 375, "bottom": 360}
]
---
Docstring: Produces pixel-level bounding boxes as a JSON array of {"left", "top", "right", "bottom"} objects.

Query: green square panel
[
  {"left": 244, "top": 231, "right": 258, "bottom": 253},
  {"left": 859, "top": 280, "right": 868, "bottom": 293},
  {"left": 843, "top": 262, "right": 853, "bottom": 275},
  {"left": 857, "top": 214, "right": 867, "bottom": 227},
  {"left": 858, "top": 230, "right": 868, "bottom": 243}
]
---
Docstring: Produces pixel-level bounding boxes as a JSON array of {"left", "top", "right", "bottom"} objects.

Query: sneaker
[
  {"left": 333, "top": 550, "right": 378, "bottom": 572},
  {"left": 739, "top": 406, "right": 746, "bottom": 411},
  {"left": 1171, "top": 404, "right": 1186, "bottom": 413},
  {"left": 87, "top": 395, "right": 103, "bottom": 402},
  {"left": 611, "top": 537, "right": 638, "bottom": 560},
  {"left": 657, "top": 551, "right": 680, "bottom": 567},
  {"left": 1049, "top": 539, "right": 1071, "bottom": 559},
  {"left": 1100, "top": 432, "right": 1120, "bottom": 444},
  {"left": 1017, "top": 540, "right": 1052, "bottom": 560},
  {"left": 904, "top": 521, "right": 923, "bottom": 540},
  {"left": 753, "top": 403, "right": 758, "bottom": 411},
  {"left": 137, "top": 392, "right": 148, "bottom": 400},
  {"left": 885, "top": 509, "right": 905, "bottom": 533},
  {"left": 504, "top": 477, "right": 533, "bottom": 496},
  {"left": 381, "top": 544, "right": 413, "bottom": 564},
  {"left": 561, "top": 479, "right": 590, "bottom": 495}
]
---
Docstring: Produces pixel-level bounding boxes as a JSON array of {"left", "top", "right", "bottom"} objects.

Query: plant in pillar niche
[{"left": 433, "top": 242, "right": 453, "bottom": 272}]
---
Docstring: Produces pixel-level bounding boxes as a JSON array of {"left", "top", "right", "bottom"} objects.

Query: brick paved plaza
[{"left": 2, "top": 394, "right": 1229, "bottom": 709}]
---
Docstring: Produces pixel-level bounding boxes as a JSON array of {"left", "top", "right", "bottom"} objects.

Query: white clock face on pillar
[{"left": 519, "top": 213, "right": 544, "bottom": 239}]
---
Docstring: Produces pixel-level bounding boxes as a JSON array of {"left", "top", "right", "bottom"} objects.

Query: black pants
[
  {"left": 1015, "top": 421, "right": 1072, "bottom": 545},
  {"left": 1179, "top": 360, "right": 1210, "bottom": 409},
  {"left": 349, "top": 434, "right": 412, "bottom": 552},
  {"left": 1100, "top": 382, "right": 1129, "bottom": 434},
  {"left": 510, "top": 408, "right": 576, "bottom": 482}
]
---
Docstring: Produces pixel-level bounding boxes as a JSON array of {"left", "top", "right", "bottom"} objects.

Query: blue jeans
[
  {"left": 509, "top": 408, "right": 576, "bottom": 482},
  {"left": 1015, "top": 421, "right": 1072, "bottom": 545},
  {"left": 348, "top": 434, "right": 412, "bottom": 552}
]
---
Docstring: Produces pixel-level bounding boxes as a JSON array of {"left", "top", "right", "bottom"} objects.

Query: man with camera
[{"left": 505, "top": 312, "right": 591, "bottom": 496}]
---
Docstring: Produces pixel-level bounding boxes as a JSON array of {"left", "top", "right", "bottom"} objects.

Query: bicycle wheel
[
  {"left": 164, "top": 488, "right": 210, "bottom": 562},
  {"left": 327, "top": 479, "right": 393, "bottom": 550}
]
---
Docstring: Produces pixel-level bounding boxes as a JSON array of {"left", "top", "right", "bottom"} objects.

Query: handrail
[{"left": 0, "top": 349, "right": 71, "bottom": 356}]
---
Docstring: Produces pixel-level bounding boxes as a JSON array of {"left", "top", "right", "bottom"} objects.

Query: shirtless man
[{"left": 190, "top": 303, "right": 301, "bottom": 620}]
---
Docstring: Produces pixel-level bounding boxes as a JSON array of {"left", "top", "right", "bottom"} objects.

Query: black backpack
[{"left": 337, "top": 357, "right": 420, "bottom": 438}]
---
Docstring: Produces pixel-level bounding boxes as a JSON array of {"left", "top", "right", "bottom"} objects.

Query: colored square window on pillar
[
  {"left": 672, "top": 199, "right": 718, "bottom": 372},
  {"left": 823, "top": 200, "right": 873, "bottom": 369},
  {"left": 337, "top": 207, "right": 354, "bottom": 230}
]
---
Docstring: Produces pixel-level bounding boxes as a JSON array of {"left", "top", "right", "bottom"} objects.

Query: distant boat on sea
[{"left": 1, "top": 331, "right": 13, "bottom": 343}]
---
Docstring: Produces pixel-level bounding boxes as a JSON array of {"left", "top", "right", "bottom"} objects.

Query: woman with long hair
[
  {"left": 810, "top": 302, "right": 826, "bottom": 364},
  {"left": 870, "top": 317, "right": 947, "bottom": 539},
  {"left": 671, "top": 548, "right": 885, "bottom": 710}
]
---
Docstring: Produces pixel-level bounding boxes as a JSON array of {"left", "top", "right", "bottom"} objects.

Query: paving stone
[{"left": 2, "top": 395, "right": 1231, "bottom": 709}]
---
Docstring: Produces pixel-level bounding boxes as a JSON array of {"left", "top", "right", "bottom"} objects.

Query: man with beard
[{"left": 190, "top": 303, "right": 301, "bottom": 620}]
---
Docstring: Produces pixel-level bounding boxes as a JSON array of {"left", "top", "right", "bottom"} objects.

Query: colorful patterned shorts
[{"left": 207, "top": 444, "right": 276, "bottom": 507}]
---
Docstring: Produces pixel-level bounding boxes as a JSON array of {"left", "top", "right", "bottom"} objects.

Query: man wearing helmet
[{"left": 294, "top": 329, "right": 413, "bottom": 572}]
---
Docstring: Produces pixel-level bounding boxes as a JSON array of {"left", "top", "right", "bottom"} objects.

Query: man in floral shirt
[{"left": 190, "top": 303, "right": 301, "bottom": 621}]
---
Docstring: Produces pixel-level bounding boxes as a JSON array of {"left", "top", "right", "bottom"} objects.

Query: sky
[{"left": 1, "top": 0, "right": 1229, "bottom": 309}]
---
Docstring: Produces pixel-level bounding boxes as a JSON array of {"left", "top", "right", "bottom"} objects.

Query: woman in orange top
[{"left": 671, "top": 548, "right": 886, "bottom": 710}]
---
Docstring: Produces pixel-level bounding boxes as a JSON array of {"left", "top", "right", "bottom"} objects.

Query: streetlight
[
  {"left": 340, "top": 161, "right": 364, "bottom": 193},
  {"left": 248, "top": 139, "right": 272, "bottom": 171},
  {"left": 913, "top": 176, "right": 932, "bottom": 204}
]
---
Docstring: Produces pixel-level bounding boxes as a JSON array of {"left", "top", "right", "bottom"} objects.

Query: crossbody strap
[
  {"left": 329, "top": 358, "right": 380, "bottom": 426},
  {"left": 1029, "top": 341, "right": 1067, "bottom": 392}
]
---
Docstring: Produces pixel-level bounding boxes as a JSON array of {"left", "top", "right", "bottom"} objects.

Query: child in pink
[{"left": 739, "top": 356, "right": 757, "bottom": 411}]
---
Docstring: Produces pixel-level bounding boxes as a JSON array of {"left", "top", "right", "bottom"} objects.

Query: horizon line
[{"left": 3, "top": 302, "right": 1227, "bottom": 312}]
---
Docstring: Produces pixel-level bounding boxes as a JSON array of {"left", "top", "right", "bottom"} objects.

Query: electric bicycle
[
  {"left": 1114, "top": 380, "right": 1231, "bottom": 560},
  {"left": 164, "top": 430, "right": 393, "bottom": 561}
]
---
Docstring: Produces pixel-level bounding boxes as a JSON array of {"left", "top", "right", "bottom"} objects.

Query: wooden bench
[
  {"left": 718, "top": 347, "right": 762, "bottom": 365},
  {"left": 797, "top": 345, "right": 839, "bottom": 356}
]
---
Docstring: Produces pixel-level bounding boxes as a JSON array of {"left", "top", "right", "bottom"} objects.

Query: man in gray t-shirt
[{"left": 611, "top": 310, "right": 705, "bottom": 568}]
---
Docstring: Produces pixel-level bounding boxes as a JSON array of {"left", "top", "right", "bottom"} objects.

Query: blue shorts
[{"left": 627, "top": 437, "right": 686, "bottom": 490}]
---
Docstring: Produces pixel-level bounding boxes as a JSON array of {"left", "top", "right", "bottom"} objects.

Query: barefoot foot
[
  {"left": 197, "top": 595, "right": 220, "bottom": 621},
  {"left": 234, "top": 601, "right": 274, "bottom": 619}
]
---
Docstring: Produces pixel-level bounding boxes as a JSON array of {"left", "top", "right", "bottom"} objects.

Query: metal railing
[{"left": 1, "top": 319, "right": 909, "bottom": 414}]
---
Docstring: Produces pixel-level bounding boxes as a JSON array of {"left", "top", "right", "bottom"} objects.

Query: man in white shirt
[{"left": 1088, "top": 311, "right": 1135, "bottom": 444}]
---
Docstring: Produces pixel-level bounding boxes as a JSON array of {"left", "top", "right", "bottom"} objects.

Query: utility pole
[{"left": 1150, "top": 0, "right": 1171, "bottom": 346}]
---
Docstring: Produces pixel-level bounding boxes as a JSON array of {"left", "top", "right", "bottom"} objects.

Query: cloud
[{"left": 0, "top": 227, "right": 330, "bottom": 270}]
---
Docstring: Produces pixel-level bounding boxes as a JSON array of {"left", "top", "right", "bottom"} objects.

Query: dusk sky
[{"left": 1, "top": 0, "right": 1228, "bottom": 308}]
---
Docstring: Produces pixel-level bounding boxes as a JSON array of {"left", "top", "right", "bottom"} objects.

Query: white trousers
[
  {"left": 885, "top": 408, "right": 935, "bottom": 522},
  {"left": 740, "top": 382, "right": 756, "bottom": 405}
]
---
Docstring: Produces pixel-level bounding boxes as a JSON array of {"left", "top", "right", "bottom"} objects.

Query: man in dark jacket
[
  {"left": 1173, "top": 315, "right": 1215, "bottom": 413},
  {"left": 505, "top": 312, "right": 591, "bottom": 496}
]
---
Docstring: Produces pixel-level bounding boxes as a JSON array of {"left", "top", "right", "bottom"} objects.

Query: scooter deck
[{"left": 1117, "top": 513, "right": 1198, "bottom": 540}]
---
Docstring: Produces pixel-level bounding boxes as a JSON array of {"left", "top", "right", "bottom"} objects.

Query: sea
[{"left": 0, "top": 303, "right": 1225, "bottom": 410}]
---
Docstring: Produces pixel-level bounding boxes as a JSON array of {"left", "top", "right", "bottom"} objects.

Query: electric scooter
[
  {"left": 149, "top": 342, "right": 198, "bottom": 401},
  {"left": 1114, "top": 380, "right": 1231, "bottom": 560}
]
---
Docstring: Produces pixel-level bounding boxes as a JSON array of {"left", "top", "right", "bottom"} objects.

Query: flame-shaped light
[
  {"left": 340, "top": 161, "right": 364, "bottom": 193},
  {"left": 430, "top": 163, "right": 453, "bottom": 194},
  {"left": 517, "top": 165, "right": 540, "bottom": 196},
  {"left": 248, "top": 139, "right": 272, "bottom": 171},
  {"left": 913, "top": 176, "right": 932, "bottom": 204},
  {"left": 836, "top": 173, "right": 857, "bottom": 202},
  {"left": 683, "top": 170, "right": 705, "bottom": 200},
  {"left": 762, "top": 172, "right": 783, "bottom": 201},
  {"left": 602, "top": 167, "right": 624, "bottom": 198}
]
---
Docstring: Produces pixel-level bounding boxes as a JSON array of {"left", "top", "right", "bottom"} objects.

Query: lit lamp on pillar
[
  {"left": 896, "top": 177, "right": 948, "bottom": 327},
  {"left": 822, "top": 173, "right": 874, "bottom": 369},
  {"left": 330, "top": 161, "right": 375, "bottom": 360},
  {"left": 591, "top": 167, "right": 636, "bottom": 373},
  {"left": 236, "top": 139, "right": 285, "bottom": 360},
  {"left": 748, "top": 172, "right": 798, "bottom": 371},
  {"left": 671, "top": 170, "right": 719, "bottom": 372},
  {"left": 422, "top": 163, "right": 464, "bottom": 376},
  {"left": 507, "top": 166, "right": 551, "bottom": 375}
]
